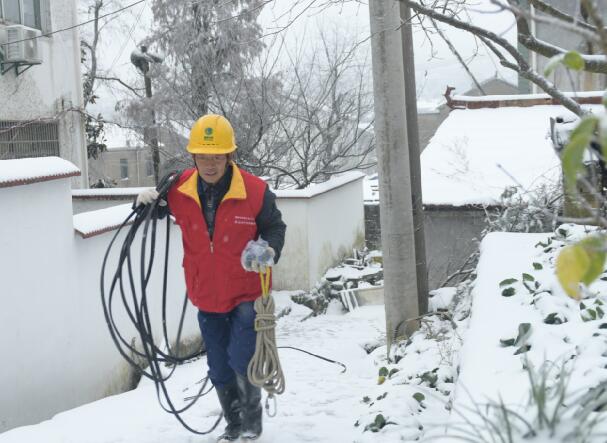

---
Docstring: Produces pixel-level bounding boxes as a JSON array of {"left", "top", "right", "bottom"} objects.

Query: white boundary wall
[
  {"left": 1, "top": 160, "right": 364, "bottom": 432},
  {"left": 0, "top": 162, "right": 197, "bottom": 433},
  {"left": 73, "top": 173, "right": 366, "bottom": 291}
]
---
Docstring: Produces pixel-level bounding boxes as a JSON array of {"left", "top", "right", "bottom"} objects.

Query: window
[
  {"left": 0, "top": 120, "right": 59, "bottom": 160},
  {"left": 145, "top": 159, "right": 153, "bottom": 177},
  {"left": 0, "top": 0, "right": 42, "bottom": 30},
  {"left": 120, "top": 158, "right": 129, "bottom": 179}
]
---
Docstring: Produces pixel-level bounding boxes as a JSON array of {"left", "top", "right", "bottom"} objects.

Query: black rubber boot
[
  {"left": 236, "top": 373, "right": 262, "bottom": 440},
  {"left": 215, "top": 381, "right": 241, "bottom": 442}
]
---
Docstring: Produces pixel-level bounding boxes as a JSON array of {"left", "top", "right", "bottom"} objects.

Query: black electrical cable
[
  {"left": 100, "top": 171, "right": 222, "bottom": 435},
  {"left": 99, "top": 170, "right": 349, "bottom": 435}
]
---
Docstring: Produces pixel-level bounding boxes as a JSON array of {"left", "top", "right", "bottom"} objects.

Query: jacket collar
[{"left": 177, "top": 161, "right": 246, "bottom": 208}]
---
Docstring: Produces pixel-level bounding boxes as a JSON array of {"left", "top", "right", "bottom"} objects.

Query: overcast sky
[{"left": 82, "top": 0, "right": 518, "bottom": 124}]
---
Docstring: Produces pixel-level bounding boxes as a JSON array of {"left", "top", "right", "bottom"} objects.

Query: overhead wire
[{"left": 4, "top": 0, "right": 148, "bottom": 46}]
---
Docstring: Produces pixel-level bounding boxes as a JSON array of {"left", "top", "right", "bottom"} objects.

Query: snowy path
[{"left": 0, "top": 296, "right": 389, "bottom": 443}]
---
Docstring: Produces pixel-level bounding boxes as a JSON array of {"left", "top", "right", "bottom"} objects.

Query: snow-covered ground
[{"left": 5, "top": 225, "right": 607, "bottom": 442}]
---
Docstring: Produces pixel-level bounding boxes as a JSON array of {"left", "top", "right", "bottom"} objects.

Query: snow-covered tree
[
  {"left": 398, "top": 0, "right": 607, "bottom": 116},
  {"left": 243, "top": 32, "right": 376, "bottom": 189},
  {"left": 124, "top": 0, "right": 274, "bottom": 166}
]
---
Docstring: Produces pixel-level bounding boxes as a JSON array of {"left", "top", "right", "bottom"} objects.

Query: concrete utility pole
[
  {"left": 368, "top": 0, "right": 422, "bottom": 352},
  {"left": 400, "top": 3, "right": 428, "bottom": 315}
]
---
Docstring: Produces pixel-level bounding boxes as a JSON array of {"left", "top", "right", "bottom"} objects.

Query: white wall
[
  {"left": 271, "top": 198, "right": 309, "bottom": 290},
  {"left": 73, "top": 173, "right": 367, "bottom": 291},
  {"left": 0, "top": 176, "right": 199, "bottom": 433},
  {"left": 1, "top": 165, "right": 364, "bottom": 432},
  {"left": 307, "top": 179, "right": 365, "bottom": 284},
  {"left": 0, "top": 0, "right": 87, "bottom": 187}
]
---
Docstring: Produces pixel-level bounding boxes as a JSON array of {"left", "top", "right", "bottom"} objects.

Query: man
[{"left": 137, "top": 114, "right": 286, "bottom": 441}]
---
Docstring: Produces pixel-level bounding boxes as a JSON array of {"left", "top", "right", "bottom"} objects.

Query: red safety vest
[{"left": 167, "top": 165, "right": 267, "bottom": 313}]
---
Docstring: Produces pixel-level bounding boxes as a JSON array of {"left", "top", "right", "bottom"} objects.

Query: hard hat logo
[
  {"left": 203, "top": 127, "right": 214, "bottom": 141},
  {"left": 186, "top": 114, "right": 237, "bottom": 155}
]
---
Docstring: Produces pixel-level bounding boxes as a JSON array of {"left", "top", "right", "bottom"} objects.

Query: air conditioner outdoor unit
[{"left": 2, "top": 25, "right": 41, "bottom": 64}]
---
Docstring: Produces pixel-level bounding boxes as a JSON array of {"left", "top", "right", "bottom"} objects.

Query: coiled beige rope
[{"left": 247, "top": 269, "right": 285, "bottom": 415}]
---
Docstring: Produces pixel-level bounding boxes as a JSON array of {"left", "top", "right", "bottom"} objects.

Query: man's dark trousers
[{"left": 197, "top": 301, "right": 257, "bottom": 387}]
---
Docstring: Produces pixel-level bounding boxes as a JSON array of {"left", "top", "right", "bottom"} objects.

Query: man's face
[{"left": 194, "top": 154, "right": 229, "bottom": 184}]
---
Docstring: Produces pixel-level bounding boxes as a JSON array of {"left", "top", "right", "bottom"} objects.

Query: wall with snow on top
[
  {"left": 0, "top": 159, "right": 198, "bottom": 433},
  {"left": 72, "top": 172, "right": 366, "bottom": 291},
  {"left": 0, "top": 160, "right": 365, "bottom": 432}
]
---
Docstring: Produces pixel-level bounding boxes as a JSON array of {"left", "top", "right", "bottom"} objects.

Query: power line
[{"left": 1, "top": 0, "right": 147, "bottom": 46}]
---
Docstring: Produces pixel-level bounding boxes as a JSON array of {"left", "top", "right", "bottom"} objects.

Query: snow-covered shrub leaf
[
  {"left": 561, "top": 116, "right": 598, "bottom": 193},
  {"left": 364, "top": 414, "right": 387, "bottom": 432},
  {"left": 378, "top": 367, "right": 389, "bottom": 377},
  {"left": 544, "top": 312, "right": 566, "bottom": 325},
  {"left": 514, "top": 344, "right": 531, "bottom": 355},
  {"left": 599, "top": 115, "right": 607, "bottom": 160},
  {"left": 523, "top": 273, "right": 535, "bottom": 282},
  {"left": 582, "top": 309, "right": 597, "bottom": 322},
  {"left": 533, "top": 262, "right": 543, "bottom": 270},
  {"left": 515, "top": 323, "right": 532, "bottom": 346},
  {"left": 377, "top": 375, "right": 386, "bottom": 385},
  {"left": 499, "top": 278, "right": 518, "bottom": 287},
  {"left": 544, "top": 53, "right": 565, "bottom": 76},
  {"left": 500, "top": 338, "right": 516, "bottom": 347},
  {"left": 413, "top": 392, "right": 425, "bottom": 403},
  {"left": 556, "top": 235, "right": 606, "bottom": 299},
  {"left": 563, "top": 51, "right": 585, "bottom": 71},
  {"left": 502, "top": 287, "right": 516, "bottom": 297}
]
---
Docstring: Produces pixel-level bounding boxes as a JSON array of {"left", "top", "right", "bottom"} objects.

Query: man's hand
[
  {"left": 241, "top": 238, "right": 275, "bottom": 273},
  {"left": 136, "top": 189, "right": 160, "bottom": 206}
]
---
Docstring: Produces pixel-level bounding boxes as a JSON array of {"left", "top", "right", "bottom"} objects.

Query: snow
[
  {"left": 421, "top": 105, "right": 604, "bottom": 206},
  {"left": 10, "top": 208, "right": 607, "bottom": 442},
  {"left": 72, "top": 203, "right": 135, "bottom": 237},
  {"left": 0, "top": 294, "right": 403, "bottom": 443},
  {"left": 437, "top": 226, "right": 607, "bottom": 441},
  {"left": 274, "top": 171, "right": 364, "bottom": 198},
  {"left": 0, "top": 157, "right": 80, "bottom": 185},
  {"left": 452, "top": 90, "right": 605, "bottom": 102},
  {"left": 72, "top": 187, "right": 150, "bottom": 197}
]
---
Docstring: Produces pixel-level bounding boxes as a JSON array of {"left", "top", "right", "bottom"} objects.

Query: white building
[{"left": 0, "top": 0, "right": 87, "bottom": 187}]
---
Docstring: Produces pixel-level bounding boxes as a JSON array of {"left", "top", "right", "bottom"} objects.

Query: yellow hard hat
[{"left": 186, "top": 114, "right": 237, "bottom": 154}]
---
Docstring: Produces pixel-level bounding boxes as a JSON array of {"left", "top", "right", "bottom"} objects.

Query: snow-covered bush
[
  {"left": 447, "top": 358, "right": 606, "bottom": 443},
  {"left": 291, "top": 249, "right": 383, "bottom": 316},
  {"left": 483, "top": 184, "right": 560, "bottom": 235}
]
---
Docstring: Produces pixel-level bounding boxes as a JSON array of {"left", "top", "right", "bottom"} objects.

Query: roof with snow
[
  {"left": 0, "top": 157, "right": 80, "bottom": 188},
  {"left": 274, "top": 171, "right": 364, "bottom": 198},
  {"left": 421, "top": 104, "right": 603, "bottom": 206}
]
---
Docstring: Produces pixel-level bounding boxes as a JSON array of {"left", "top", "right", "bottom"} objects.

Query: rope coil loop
[{"left": 247, "top": 268, "right": 286, "bottom": 412}]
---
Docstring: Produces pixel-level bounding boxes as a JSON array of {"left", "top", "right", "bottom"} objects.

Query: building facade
[
  {"left": 0, "top": 0, "right": 87, "bottom": 187},
  {"left": 88, "top": 124, "right": 188, "bottom": 187}
]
